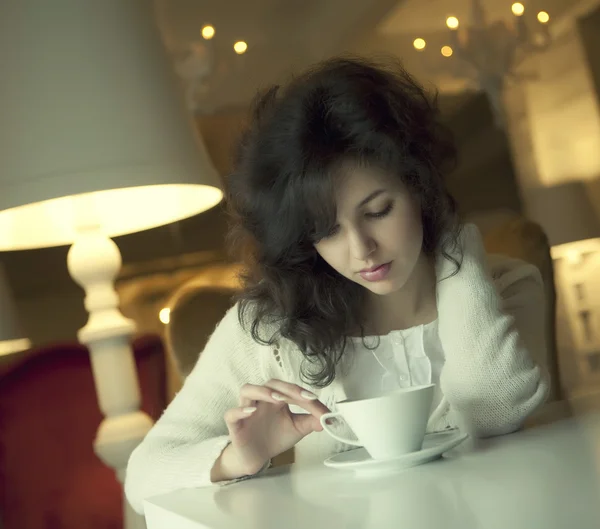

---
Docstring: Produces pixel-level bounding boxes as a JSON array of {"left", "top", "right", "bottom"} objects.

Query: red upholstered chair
[{"left": 0, "top": 335, "right": 167, "bottom": 529}]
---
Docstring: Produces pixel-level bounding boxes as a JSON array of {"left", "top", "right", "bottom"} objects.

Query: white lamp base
[{"left": 67, "top": 225, "right": 154, "bottom": 529}]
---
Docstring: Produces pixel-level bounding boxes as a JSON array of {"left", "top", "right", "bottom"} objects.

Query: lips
[
  {"left": 360, "top": 263, "right": 386, "bottom": 273},
  {"left": 359, "top": 262, "right": 392, "bottom": 282}
]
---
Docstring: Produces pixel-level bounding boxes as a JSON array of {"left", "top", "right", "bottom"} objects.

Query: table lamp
[
  {"left": 0, "top": 264, "right": 31, "bottom": 357},
  {"left": 0, "top": 1, "right": 223, "bottom": 526},
  {"left": 528, "top": 181, "right": 600, "bottom": 371},
  {"left": 528, "top": 182, "right": 600, "bottom": 262}
]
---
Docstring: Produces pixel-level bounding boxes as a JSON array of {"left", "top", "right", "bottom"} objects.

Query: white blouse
[{"left": 342, "top": 320, "right": 446, "bottom": 414}]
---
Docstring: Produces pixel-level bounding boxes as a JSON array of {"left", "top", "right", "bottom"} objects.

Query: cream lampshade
[
  {"left": 0, "top": 264, "right": 30, "bottom": 357},
  {"left": 0, "top": 1, "right": 222, "bottom": 527},
  {"left": 528, "top": 182, "right": 600, "bottom": 261},
  {"left": 528, "top": 181, "right": 600, "bottom": 377},
  {"left": 0, "top": 1, "right": 222, "bottom": 249}
]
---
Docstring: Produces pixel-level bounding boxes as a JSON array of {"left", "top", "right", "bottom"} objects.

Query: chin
[{"left": 362, "top": 277, "right": 407, "bottom": 296}]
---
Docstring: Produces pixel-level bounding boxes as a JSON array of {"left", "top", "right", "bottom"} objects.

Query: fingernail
[
  {"left": 271, "top": 392, "right": 286, "bottom": 401},
  {"left": 242, "top": 407, "right": 257, "bottom": 414},
  {"left": 325, "top": 418, "right": 334, "bottom": 426},
  {"left": 300, "top": 390, "right": 318, "bottom": 400}
]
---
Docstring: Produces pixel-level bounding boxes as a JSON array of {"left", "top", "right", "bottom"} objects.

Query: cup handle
[{"left": 319, "top": 412, "right": 362, "bottom": 446}]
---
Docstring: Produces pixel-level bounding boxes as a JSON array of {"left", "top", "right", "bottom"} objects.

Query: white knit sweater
[{"left": 125, "top": 225, "right": 549, "bottom": 514}]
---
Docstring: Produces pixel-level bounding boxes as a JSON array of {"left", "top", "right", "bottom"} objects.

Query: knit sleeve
[
  {"left": 435, "top": 224, "right": 550, "bottom": 437},
  {"left": 124, "top": 305, "right": 266, "bottom": 515}
]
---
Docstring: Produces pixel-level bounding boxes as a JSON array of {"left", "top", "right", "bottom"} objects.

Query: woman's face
[{"left": 314, "top": 164, "right": 424, "bottom": 296}]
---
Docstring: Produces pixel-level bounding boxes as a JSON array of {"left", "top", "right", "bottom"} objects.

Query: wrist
[
  {"left": 210, "top": 443, "right": 242, "bottom": 482},
  {"left": 210, "top": 443, "right": 266, "bottom": 483}
]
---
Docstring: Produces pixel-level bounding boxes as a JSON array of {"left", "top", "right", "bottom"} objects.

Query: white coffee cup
[{"left": 319, "top": 384, "right": 435, "bottom": 460}]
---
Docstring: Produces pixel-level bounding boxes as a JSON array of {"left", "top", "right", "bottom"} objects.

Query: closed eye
[
  {"left": 313, "top": 224, "right": 340, "bottom": 242},
  {"left": 324, "top": 225, "right": 341, "bottom": 238},
  {"left": 366, "top": 202, "right": 394, "bottom": 219}
]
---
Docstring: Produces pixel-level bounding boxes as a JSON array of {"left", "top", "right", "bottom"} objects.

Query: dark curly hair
[{"left": 226, "top": 56, "right": 460, "bottom": 388}]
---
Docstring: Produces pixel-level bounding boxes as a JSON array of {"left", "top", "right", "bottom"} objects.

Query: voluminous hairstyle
[{"left": 226, "top": 56, "right": 460, "bottom": 387}]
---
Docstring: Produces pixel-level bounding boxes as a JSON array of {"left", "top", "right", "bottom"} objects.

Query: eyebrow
[{"left": 357, "top": 189, "right": 386, "bottom": 209}]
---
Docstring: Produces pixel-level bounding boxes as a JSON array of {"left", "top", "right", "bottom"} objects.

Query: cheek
[{"left": 391, "top": 201, "right": 423, "bottom": 254}]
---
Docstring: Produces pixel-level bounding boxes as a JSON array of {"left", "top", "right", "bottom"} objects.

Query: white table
[{"left": 144, "top": 414, "right": 600, "bottom": 529}]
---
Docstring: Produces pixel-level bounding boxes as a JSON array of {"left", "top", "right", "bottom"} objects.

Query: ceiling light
[
  {"left": 234, "top": 41, "right": 247, "bottom": 54},
  {"left": 202, "top": 25, "right": 215, "bottom": 40},
  {"left": 537, "top": 11, "right": 550, "bottom": 24},
  {"left": 511, "top": 3, "right": 525, "bottom": 17},
  {"left": 441, "top": 45, "right": 453, "bottom": 57},
  {"left": 446, "top": 16, "right": 459, "bottom": 30},
  {"left": 413, "top": 38, "right": 426, "bottom": 50}
]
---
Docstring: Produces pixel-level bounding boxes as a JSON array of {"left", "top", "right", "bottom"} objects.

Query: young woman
[{"left": 125, "top": 57, "right": 549, "bottom": 514}]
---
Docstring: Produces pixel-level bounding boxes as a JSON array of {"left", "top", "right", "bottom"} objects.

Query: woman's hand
[{"left": 211, "top": 379, "right": 330, "bottom": 482}]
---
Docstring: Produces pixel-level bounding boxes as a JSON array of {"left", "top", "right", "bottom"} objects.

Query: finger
[
  {"left": 263, "top": 379, "right": 321, "bottom": 402},
  {"left": 239, "top": 390, "right": 255, "bottom": 409},
  {"left": 224, "top": 406, "right": 258, "bottom": 432},
  {"left": 291, "top": 412, "right": 324, "bottom": 436},
  {"left": 263, "top": 379, "right": 330, "bottom": 417},
  {"left": 239, "top": 383, "right": 287, "bottom": 408}
]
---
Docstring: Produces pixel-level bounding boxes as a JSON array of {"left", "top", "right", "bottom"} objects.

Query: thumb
[{"left": 291, "top": 413, "right": 323, "bottom": 437}]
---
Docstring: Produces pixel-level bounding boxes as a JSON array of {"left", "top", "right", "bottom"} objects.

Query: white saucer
[{"left": 324, "top": 431, "right": 468, "bottom": 475}]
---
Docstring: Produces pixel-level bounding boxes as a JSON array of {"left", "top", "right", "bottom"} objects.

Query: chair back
[
  {"left": 470, "top": 211, "right": 562, "bottom": 401},
  {"left": 0, "top": 335, "right": 166, "bottom": 529}
]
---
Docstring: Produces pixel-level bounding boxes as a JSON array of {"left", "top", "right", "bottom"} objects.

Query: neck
[{"left": 364, "top": 252, "right": 437, "bottom": 335}]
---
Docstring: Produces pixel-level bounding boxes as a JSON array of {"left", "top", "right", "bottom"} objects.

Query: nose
[{"left": 348, "top": 228, "right": 375, "bottom": 262}]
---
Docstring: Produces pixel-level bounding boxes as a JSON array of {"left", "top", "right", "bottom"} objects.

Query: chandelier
[{"left": 413, "top": 1, "right": 552, "bottom": 127}]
